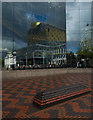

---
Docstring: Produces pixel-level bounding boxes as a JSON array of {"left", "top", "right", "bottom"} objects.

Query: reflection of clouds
[
  {"left": 80, "top": 10, "right": 91, "bottom": 22},
  {"left": 66, "top": 3, "right": 80, "bottom": 41},
  {"left": 2, "top": 2, "right": 91, "bottom": 53},
  {"left": 67, "top": 41, "right": 79, "bottom": 53},
  {"left": 2, "top": 39, "right": 13, "bottom": 51},
  {"left": 51, "top": 2, "right": 65, "bottom": 9},
  {"left": 2, "top": 38, "right": 27, "bottom": 51},
  {"left": 14, "top": 38, "right": 27, "bottom": 50},
  {"left": 66, "top": 2, "right": 91, "bottom": 41},
  {"left": 3, "top": 2, "right": 66, "bottom": 28},
  {"left": 66, "top": 2, "right": 91, "bottom": 52},
  {"left": 0, "top": 48, "right": 8, "bottom": 52},
  {"left": 66, "top": 2, "right": 80, "bottom": 10},
  {"left": 25, "top": 13, "right": 37, "bottom": 22},
  {"left": 18, "top": 2, "right": 65, "bottom": 28},
  {"left": 2, "top": 2, "right": 66, "bottom": 52}
]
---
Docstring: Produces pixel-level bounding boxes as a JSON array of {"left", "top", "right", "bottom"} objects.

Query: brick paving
[{"left": 2, "top": 72, "right": 91, "bottom": 119}]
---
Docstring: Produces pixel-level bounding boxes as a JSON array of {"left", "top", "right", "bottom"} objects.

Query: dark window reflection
[{"left": 2, "top": 2, "right": 67, "bottom": 69}]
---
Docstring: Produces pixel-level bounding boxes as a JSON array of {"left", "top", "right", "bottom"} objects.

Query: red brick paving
[{"left": 2, "top": 73, "right": 91, "bottom": 119}]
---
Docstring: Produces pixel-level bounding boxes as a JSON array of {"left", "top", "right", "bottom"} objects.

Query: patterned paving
[{"left": 2, "top": 73, "right": 91, "bottom": 119}]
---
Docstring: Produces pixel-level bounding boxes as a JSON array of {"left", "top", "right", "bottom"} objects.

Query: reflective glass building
[
  {"left": 2, "top": 2, "right": 66, "bottom": 68},
  {"left": 66, "top": 2, "right": 92, "bottom": 53}
]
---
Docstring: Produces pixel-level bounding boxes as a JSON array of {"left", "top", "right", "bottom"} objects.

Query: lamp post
[
  {"left": 33, "top": 51, "right": 35, "bottom": 66},
  {"left": 26, "top": 52, "right": 27, "bottom": 66},
  {"left": 43, "top": 49, "right": 45, "bottom": 65},
  {"left": 13, "top": 51, "right": 16, "bottom": 69}
]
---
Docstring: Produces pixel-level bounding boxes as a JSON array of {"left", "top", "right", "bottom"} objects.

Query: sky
[{"left": 2, "top": 2, "right": 92, "bottom": 54}]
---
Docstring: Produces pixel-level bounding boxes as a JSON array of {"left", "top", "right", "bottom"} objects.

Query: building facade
[
  {"left": 16, "top": 22, "right": 66, "bottom": 67},
  {"left": 2, "top": 2, "right": 66, "bottom": 68},
  {"left": 4, "top": 52, "right": 16, "bottom": 69}
]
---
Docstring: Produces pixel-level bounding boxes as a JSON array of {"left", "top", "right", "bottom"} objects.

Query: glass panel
[
  {"left": 66, "top": 10, "right": 80, "bottom": 23},
  {"left": 14, "top": 7, "right": 28, "bottom": 24},
  {"left": 92, "top": 2, "right": 93, "bottom": 41},
  {"left": 67, "top": 33, "right": 80, "bottom": 42},
  {"left": 80, "top": 2, "right": 91, "bottom": 10},
  {"left": 66, "top": 22, "right": 80, "bottom": 33},
  {"left": 2, "top": 37, "right": 13, "bottom": 52},
  {"left": 2, "top": 20, "right": 13, "bottom": 52},
  {"left": 14, "top": 23, "right": 27, "bottom": 41},
  {"left": 47, "top": 2, "right": 66, "bottom": 29},
  {"left": 66, "top": 2, "right": 80, "bottom": 10},
  {"left": 80, "top": 21, "right": 91, "bottom": 30},
  {"left": 2, "top": 2, "right": 66, "bottom": 69},
  {"left": 80, "top": 10, "right": 91, "bottom": 22},
  {"left": 81, "top": 32, "right": 91, "bottom": 41},
  {"left": 14, "top": 2, "right": 27, "bottom": 11},
  {"left": 66, "top": 2, "right": 92, "bottom": 55},
  {"left": 2, "top": 3, "right": 13, "bottom": 22}
]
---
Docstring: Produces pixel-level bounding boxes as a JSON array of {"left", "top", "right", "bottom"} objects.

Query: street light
[
  {"left": 26, "top": 52, "right": 27, "bottom": 66},
  {"left": 13, "top": 51, "right": 16, "bottom": 68},
  {"left": 33, "top": 52, "right": 35, "bottom": 66},
  {"left": 43, "top": 49, "right": 45, "bottom": 65}
]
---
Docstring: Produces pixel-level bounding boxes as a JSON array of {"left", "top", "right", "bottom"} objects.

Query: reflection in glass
[
  {"left": 66, "top": 2, "right": 92, "bottom": 54},
  {"left": 2, "top": 2, "right": 66, "bottom": 69}
]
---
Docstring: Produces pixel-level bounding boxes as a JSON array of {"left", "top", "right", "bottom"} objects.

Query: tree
[{"left": 0, "top": 58, "right": 4, "bottom": 68}]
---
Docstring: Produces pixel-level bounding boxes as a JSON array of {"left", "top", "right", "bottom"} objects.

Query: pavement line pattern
[{"left": 2, "top": 73, "right": 91, "bottom": 119}]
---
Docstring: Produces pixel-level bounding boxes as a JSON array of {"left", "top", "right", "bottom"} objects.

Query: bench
[{"left": 33, "top": 84, "right": 91, "bottom": 109}]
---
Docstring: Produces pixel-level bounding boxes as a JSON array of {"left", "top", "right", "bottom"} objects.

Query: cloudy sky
[{"left": 2, "top": 2, "right": 92, "bottom": 53}]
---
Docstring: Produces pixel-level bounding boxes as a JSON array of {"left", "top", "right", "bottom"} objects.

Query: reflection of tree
[
  {"left": 66, "top": 52, "right": 76, "bottom": 67},
  {"left": 76, "top": 39, "right": 93, "bottom": 67},
  {"left": 77, "top": 39, "right": 93, "bottom": 59},
  {"left": 0, "top": 58, "right": 2, "bottom": 68}
]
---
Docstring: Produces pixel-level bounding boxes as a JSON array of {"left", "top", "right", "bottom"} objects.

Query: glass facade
[
  {"left": 2, "top": 2, "right": 92, "bottom": 69},
  {"left": 2, "top": 2, "right": 66, "bottom": 69},
  {"left": 66, "top": 2, "right": 92, "bottom": 53},
  {"left": 91, "top": 1, "right": 93, "bottom": 41}
]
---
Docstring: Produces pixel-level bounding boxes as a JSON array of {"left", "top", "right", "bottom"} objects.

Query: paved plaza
[{"left": 2, "top": 69, "right": 91, "bottom": 119}]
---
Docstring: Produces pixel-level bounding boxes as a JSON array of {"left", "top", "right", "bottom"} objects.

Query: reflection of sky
[
  {"left": 66, "top": 2, "right": 91, "bottom": 53},
  {"left": 2, "top": 2, "right": 92, "bottom": 53},
  {"left": 25, "top": 13, "right": 47, "bottom": 23},
  {"left": 2, "top": 2, "right": 66, "bottom": 52}
]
